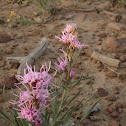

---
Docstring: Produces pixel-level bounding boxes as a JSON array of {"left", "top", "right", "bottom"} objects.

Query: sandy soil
[{"left": 0, "top": 0, "right": 126, "bottom": 126}]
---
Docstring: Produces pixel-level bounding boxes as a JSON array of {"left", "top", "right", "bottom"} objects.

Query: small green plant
[
  {"left": 34, "top": 0, "right": 61, "bottom": 11},
  {"left": 14, "top": 18, "right": 35, "bottom": 25},
  {"left": 0, "top": 23, "right": 99, "bottom": 126}
]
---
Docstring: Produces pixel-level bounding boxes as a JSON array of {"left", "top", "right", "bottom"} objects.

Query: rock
[
  {"left": 109, "top": 121, "right": 120, "bottom": 126},
  {"left": 0, "top": 34, "right": 11, "bottom": 43},
  {"left": 86, "top": 80, "right": 92, "bottom": 85},
  {"left": 108, "top": 22, "right": 126, "bottom": 31},
  {"left": 84, "top": 49, "right": 93, "bottom": 57},
  {"left": 114, "top": 90, "right": 119, "bottom": 94},
  {"left": 65, "top": 14, "right": 74, "bottom": 20},
  {"left": 114, "top": 54, "right": 120, "bottom": 59},
  {"left": 0, "top": 76, "right": 17, "bottom": 88},
  {"left": 113, "top": 86, "right": 119, "bottom": 94},
  {"left": 5, "top": 47, "right": 13, "bottom": 54},
  {"left": 97, "top": 41, "right": 102, "bottom": 45},
  {"left": 0, "top": 95, "right": 3, "bottom": 102},
  {"left": 110, "top": 111, "right": 118, "bottom": 118},
  {"left": 113, "top": 86, "right": 119, "bottom": 91},
  {"left": 34, "top": 17, "right": 42, "bottom": 23},
  {"left": 120, "top": 55, "right": 126, "bottom": 62},
  {"left": 106, "top": 106, "right": 114, "bottom": 113},
  {"left": 115, "top": 102, "right": 123, "bottom": 109},
  {"left": 102, "top": 37, "right": 126, "bottom": 53},
  {"left": 83, "top": 72, "right": 88, "bottom": 77},
  {"left": 106, "top": 95, "right": 116, "bottom": 101},
  {"left": 33, "top": 12, "right": 39, "bottom": 17},
  {"left": 105, "top": 71, "right": 116, "bottom": 78},
  {"left": 97, "top": 88, "right": 108, "bottom": 97},
  {"left": 98, "top": 33, "right": 106, "bottom": 38}
]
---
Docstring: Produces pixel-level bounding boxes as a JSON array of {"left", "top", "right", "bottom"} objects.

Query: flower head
[
  {"left": 63, "top": 23, "right": 77, "bottom": 33},
  {"left": 54, "top": 49, "right": 68, "bottom": 72},
  {"left": 16, "top": 62, "right": 52, "bottom": 88},
  {"left": 7, "top": 11, "right": 16, "bottom": 22},
  {"left": 19, "top": 102, "right": 42, "bottom": 125},
  {"left": 12, "top": 62, "right": 54, "bottom": 125},
  {"left": 56, "top": 23, "right": 87, "bottom": 49}
]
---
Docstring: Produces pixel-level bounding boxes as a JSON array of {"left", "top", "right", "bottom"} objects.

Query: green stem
[
  {"left": 58, "top": 89, "right": 66, "bottom": 113},
  {"left": 52, "top": 89, "right": 66, "bottom": 126},
  {"left": 66, "top": 48, "right": 73, "bottom": 85}
]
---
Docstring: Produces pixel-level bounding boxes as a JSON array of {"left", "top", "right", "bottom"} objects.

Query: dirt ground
[{"left": 0, "top": 0, "right": 126, "bottom": 126}]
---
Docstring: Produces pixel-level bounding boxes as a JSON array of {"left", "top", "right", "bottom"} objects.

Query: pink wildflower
[
  {"left": 12, "top": 62, "right": 54, "bottom": 125},
  {"left": 70, "top": 35, "right": 85, "bottom": 49},
  {"left": 33, "top": 88, "right": 50, "bottom": 107},
  {"left": 55, "top": 23, "right": 87, "bottom": 49},
  {"left": 54, "top": 49, "right": 68, "bottom": 71},
  {"left": 63, "top": 23, "right": 77, "bottom": 33},
  {"left": 19, "top": 91, "right": 33, "bottom": 103},
  {"left": 55, "top": 32, "right": 74, "bottom": 45},
  {"left": 18, "top": 102, "right": 41, "bottom": 122},
  {"left": 16, "top": 62, "right": 52, "bottom": 88},
  {"left": 35, "top": 119, "right": 43, "bottom": 126}
]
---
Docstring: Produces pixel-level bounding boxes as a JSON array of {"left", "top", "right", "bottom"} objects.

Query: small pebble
[
  {"left": 97, "top": 88, "right": 108, "bottom": 97},
  {"left": 110, "top": 111, "right": 118, "bottom": 118},
  {"left": 120, "top": 55, "right": 126, "bottom": 62},
  {"left": 105, "top": 71, "right": 116, "bottom": 78},
  {"left": 115, "top": 102, "right": 123, "bottom": 109},
  {"left": 106, "top": 95, "right": 116, "bottom": 101},
  {"left": 106, "top": 106, "right": 114, "bottom": 113}
]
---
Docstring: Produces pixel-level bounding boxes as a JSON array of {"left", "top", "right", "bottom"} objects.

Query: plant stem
[
  {"left": 52, "top": 89, "right": 66, "bottom": 126},
  {"left": 58, "top": 89, "right": 66, "bottom": 113}
]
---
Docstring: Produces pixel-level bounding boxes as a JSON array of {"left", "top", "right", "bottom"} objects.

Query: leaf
[
  {"left": 65, "top": 89, "right": 81, "bottom": 107},
  {"left": 2, "top": 85, "right": 6, "bottom": 100},
  {"left": 70, "top": 76, "right": 91, "bottom": 91},
  {"left": 52, "top": 88, "right": 58, "bottom": 120},
  {"left": 75, "top": 93, "right": 98, "bottom": 118},
  {"left": 61, "top": 99, "right": 84, "bottom": 120},
  {"left": 81, "top": 99, "right": 101, "bottom": 121},
  {"left": 0, "top": 110, "right": 14, "bottom": 124}
]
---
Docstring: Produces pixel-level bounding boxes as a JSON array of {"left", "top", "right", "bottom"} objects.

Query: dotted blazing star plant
[{"left": 0, "top": 23, "right": 99, "bottom": 126}]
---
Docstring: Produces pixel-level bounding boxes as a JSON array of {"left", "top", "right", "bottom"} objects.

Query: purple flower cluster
[
  {"left": 55, "top": 23, "right": 86, "bottom": 49},
  {"left": 54, "top": 49, "right": 68, "bottom": 72},
  {"left": 11, "top": 62, "right": 53, "bottom": 126}
]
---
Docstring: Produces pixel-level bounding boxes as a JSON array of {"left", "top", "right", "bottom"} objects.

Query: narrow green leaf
[
  {"left": 81, "top": 99, "right": 101, "bottom": 121},
  {"left": 0, "top": 110, "right": 14, "bottom": 124},
  {"left": 65, "top": 89, "right": 81, "bottom": 106}
]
